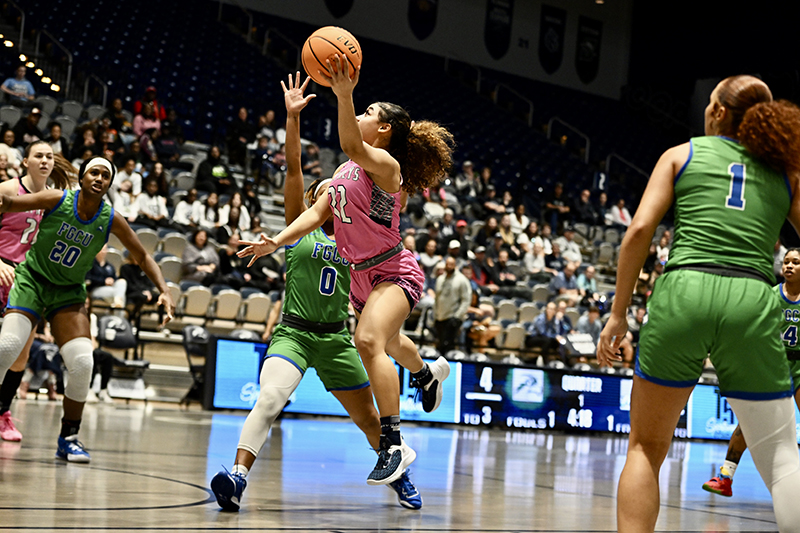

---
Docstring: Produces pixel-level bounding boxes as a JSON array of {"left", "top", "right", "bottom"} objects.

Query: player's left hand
[
  {"left": 282, "top": 71, "right": 316, "bottom": 116},
  {"left": 597, "top": 312, "right": 627, "bottom": 367},
  {"left": 157, "top": 292, "right": 176, "bottom": 327}
]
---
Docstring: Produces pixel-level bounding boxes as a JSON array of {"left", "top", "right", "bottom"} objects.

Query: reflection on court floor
[{"left": 0, "top": 400, "right": 780, "bottom": 532}]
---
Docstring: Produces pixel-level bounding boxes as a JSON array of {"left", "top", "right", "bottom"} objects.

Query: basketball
[{"left": 301, "top": 26, "right": 362, "bottom": 87}]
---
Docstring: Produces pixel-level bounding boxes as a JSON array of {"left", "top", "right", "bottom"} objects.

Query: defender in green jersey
[
  {"left": 210, "top": 74, "right": 421, "bottom": 512},
  {"left": 0, "top": 156, "right": 175, "bottom": 463},
  {"left": 597, "top": 76, "right": 800, "bottom": 532},
  {"left": 702, "top": 248, "right": 800, "bottom": 498}
]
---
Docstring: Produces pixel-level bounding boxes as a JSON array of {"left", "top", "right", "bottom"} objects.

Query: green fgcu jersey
[
  {"left": 25, "top": 189, "right": 113, "bottom": 285},
  {"left": 282, "top": 228, "right": 351, "bottom": 323}
]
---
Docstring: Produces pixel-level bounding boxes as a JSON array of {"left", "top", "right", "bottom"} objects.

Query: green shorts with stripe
[
  {"left": 637, "top": 270, "right": 792, "bottom": 400},
  {"left": 267, "top": 323, "right": 369, "bottom": 391},
  {"left": 7, "top": 263, "right": 87, "bottom": 321}
]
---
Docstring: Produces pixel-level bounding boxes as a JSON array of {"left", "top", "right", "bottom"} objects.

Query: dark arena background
[{"left": 0, "top": 1, "right": 797, "bottom": 531}]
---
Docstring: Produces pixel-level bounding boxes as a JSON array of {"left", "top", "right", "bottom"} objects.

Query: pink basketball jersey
[
  {"left": 327, "top": 160, "right": 402, "bottom": 264},
  {"left": 0, "top": 179, "right": 43, "bottom": 264}
]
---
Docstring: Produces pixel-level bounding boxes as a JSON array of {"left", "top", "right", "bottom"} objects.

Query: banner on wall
[
  {"left": 324, "top": 0, "right": 353, "bottom": 19},
  {"left": 484, "top": 0, "right": 514, "bottom": 60},
  {"left": 408, "top": 0, "right": 438, "bottom": 41},
  {"left": 538, "top": 4, "right": 566, "bottom": 75},
  {"left": 575, "top": 16, "right": 603, "bottom": 84}
]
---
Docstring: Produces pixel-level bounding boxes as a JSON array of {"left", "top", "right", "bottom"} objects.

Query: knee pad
[
  {"left": 60, "top": 337, "right": 94, "bottom": 403},
  {"left": 0, "top": 313, "right": 32, "bottom": 379}
]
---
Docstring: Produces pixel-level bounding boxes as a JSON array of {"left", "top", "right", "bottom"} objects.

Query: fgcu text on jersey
[
  {"left": 310, "top": 241, "right": 349, "bottom": 266},
  {"left": 55, "top": 222, "right": 96, "bottom": 247}
]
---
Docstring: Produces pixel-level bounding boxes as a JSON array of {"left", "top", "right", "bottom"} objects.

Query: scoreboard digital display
[{"left": 207, "top": 337, "right": 799, "bottom": 442}]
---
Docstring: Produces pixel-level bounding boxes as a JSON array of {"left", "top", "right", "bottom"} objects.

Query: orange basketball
[{"left": 301, "top": 26, "right": 362, "bottom": 87}]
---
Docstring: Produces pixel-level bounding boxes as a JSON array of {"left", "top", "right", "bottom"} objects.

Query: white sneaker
[
  {"left": 98, "top": 390, "right": 114, "bottom": 404},
  {"left": 414, "top": 356, "right": 451, "bottom": 413},
  {"left": 367, "top": 436, "right": 416, "bottom": 486}
]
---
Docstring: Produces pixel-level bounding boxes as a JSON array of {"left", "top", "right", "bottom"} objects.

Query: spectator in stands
[
  {"left": 133, "top": 103, "right": 162, "bottom": 139},
  {"left": 610, "top": 198, "right": 632, "bottom": 228},
  {"left": 433, "top": 255, "right": 472, "bottom": 354},
  {"left": 241, "top": 179, "right": 262, "bottom": 216},
  {"left": 114, "top": 157, "right": 143, "bottom": 198},
  {"left": 474, "top": 216, "right": 498, "bottom": 248},
  {"left": 0, "top": 154, "right": 10, "bottom": 182},
  {"left": 481, "top": 185, "right": 506, "bottom": 216},
  {"left": 596, "top": 191, "right": 611, "bottom": 226},
  {"left": 550, "top": 261, "right": 582, "bottom": 306},
  {"left": 161, "top": 108, "right": 184, "bottom": 145},
  {"left": 133, "top": 86, "right": 167, "bottom": 120},
  {"left": 217, "top": 230, "right": 249, "bottom": 290},
  {"left": 173, "top": 188, "right": 201, "bottom": 232},
  {"left": 198, "top": 191, "right": 222, "bottom": 231},
  {"left": 517, "top": 220, "right": 541, "bottom": 251},
  {"left": 419, "top": 238, "right": 442, "bottom": 285},
  {"left": 495, "top": 249, "right": 526, "bottom": 298},
  {"left": 525, "top": 241, "right": 555, "bottom": 282},
  {"left": 71, "top": 126, "right": 100, "bottom": 160},
  {"left": 451, "top": 219, "right": 470, "bottom": 257},
  {"left": 120, "top": 252, "right": 159, "bottom": 310},
  {"left": 540, "top": 223, "right": 554, "bottom": 254},
  {"left": 86, "top": 301, "right": 124, "bottom": 404},
  {"left": 439, "top": 208, "right": 456, "bottom": 239},
  {"left": 525, "top": 301, "right": 568, "bottom": 363},
  {"left": 656, "top": 234, "right": 670, "bottom": 263},
  {"left": 402, "top": 233, "right": 419, "bottom": 261},
  {"left": 45, "top": 122, "right": 68, "bottom": 156},
  {"left": 454, "top": 160, "right": 477, "bottom": 199},
  {"left": 556, "top": 300, "right": 575, "bottom": 332},
  {"left": 498, "top": 214, "right": 517, "bottom": 247},
  {"left": 445, "top": 239, "right": 464, "bottom": 264},
  {"left": 576, "top": 306, "right": 603, "bottom": 345},
  {"left": 146, "top": 162, "right": 171, "bottom": 202},
  {"left": 1, "top": 65, "right": 34, "bottom": 106},
  {"left": 0, "top": 130, "right": 21, "bottom": 178},
  {"left": 577, "top": 264, "right": 599, "bottom": 303},
  {"left": 301, "top": 142, "right": 323, "bottom": 177},
  {"left": 543, "top": 182, "right": 570, "bottom": 231},
  {"left": 476, "top": 165, "right": 493, "bottom": 197},
  {"left": 555, "top": 226, "right": 582, "bottom": 265},
  {"left": 12, "top": 107, "right": 42, "bottom": 147},
  {"left": 125, "top": 139, "right": 145, "bottom": 167},
  {"left": 72, "top": 148, "right": 95, "bottom": 172},
  {"left": 242, "top": 214, "right": 269, "bottom": 243},
  {"left": 220, "top": 192, "right": 251, "bottom": 234},
  {"left": 470, "top": 246, "right": 500, "bottom": 295},
  {"left": 252, "top": 136, "right": 275, "bottom": 188},
  {"left": 545, "top": 241, "right": 566, "bottom": 272},
  {"left": 112, "top": 180, "right": 138, "bottom": 223},
  {"left": 257, "top": 109, "right": 279, "bottom": 140},
  {"left": 134, "top": 177, "right": 177, "bottom": 231},
  {"left": 105, "top": 98, "right": 134, "bottom": 145},
  {"left": 152, "top": 128, "right": 182, "bottom": 166},
  {"left": 226, "top": 107, "right": 257, "bottom": 168},
  {"left": 509, "top": 203, "right": 529, "bottom": 236},
  {"left": 196, "top": 145, "right": 234, "bottom": 196},
  {"left": 216, "top": 205, "right": 243, "bottom": 244},
  {"left": 572, "top": 189, "right": 599, "bottom": 226},
  {"left": 627, "top": 305, "right": 647, "bottom": 344},
  {"left": 181, "top": 228, "right": 221, "bottom": 286},
  {"left": 86, "top": 244, "right": 127, "bottom": 309}
]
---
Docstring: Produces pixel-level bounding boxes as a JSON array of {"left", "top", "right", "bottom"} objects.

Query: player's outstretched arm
[
  {"left": 282, "top": 72, "right": 316, "bottom": 225},
  {"left": 0, "top": 189, "right": 64, "bottom": 214},
  {"left": 111, "top": 214, "right": 175, "bottom": 326}
]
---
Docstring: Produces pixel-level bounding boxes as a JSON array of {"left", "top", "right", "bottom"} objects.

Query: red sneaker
[
  {"left": 0, "top": 411, "right": 22, "bottom": 442},
  {"left": 702, "top": 476, "right": 733, "bottom": 497}
]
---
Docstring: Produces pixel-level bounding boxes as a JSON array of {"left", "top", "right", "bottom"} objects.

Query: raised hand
[
  {"left": 281, "top": 72, "right": 316, "bottom": 116},
  {"left": 323, "top": 54, "right": 360, "bottom": 98},
  {"left": 237, "top": 233, "right": 280, "bottom": 267}
]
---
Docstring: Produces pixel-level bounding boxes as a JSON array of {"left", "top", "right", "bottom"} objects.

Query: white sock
[
  {"left": 232, "top": 464, "right": 249, "bottom": 477},
  {"left": 721, "top": 460, "right": 738, "bottom": 479}
]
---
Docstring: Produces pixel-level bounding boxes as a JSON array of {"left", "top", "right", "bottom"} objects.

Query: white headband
[
  {"left": 84, "top": 157, "right": 114, "bottom": 176},
  {"left": 313, "top": 178, "right": 333, "bottom": 198}
]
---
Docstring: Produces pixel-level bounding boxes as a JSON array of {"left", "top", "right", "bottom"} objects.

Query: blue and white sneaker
[
  {"left": 388, "top": 470, "right": 422, "bottom": 509},
  {"left": 56, "top": 435, "right": 91, "bottom": 463},
  {"left": 367, "top": 436, "right": 416, "bottom": 486},
  {"left": 211, "top": 470, "right": 247, "bottom": 511}
]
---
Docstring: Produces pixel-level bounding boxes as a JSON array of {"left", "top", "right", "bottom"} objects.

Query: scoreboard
[{"left": 206, "top": 337, "right": 800, "bottom": 442}]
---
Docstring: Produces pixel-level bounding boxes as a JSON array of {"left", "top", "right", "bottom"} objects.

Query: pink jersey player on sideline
[
  {"left": 0, "top": 141, "right": 72, "bottom": 443},
  {"left": 239, "top": 61, "right": 456, "bottom": 487}
]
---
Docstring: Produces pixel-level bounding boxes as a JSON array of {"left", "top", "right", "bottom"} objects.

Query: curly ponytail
[
  {"left": 738, "top": 100, "right": 800, "bottom": 177},
  {"left": 376, "top": 102, "right": 455, "bottom": 195}
]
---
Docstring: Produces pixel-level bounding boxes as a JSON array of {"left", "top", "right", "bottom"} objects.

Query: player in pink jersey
[
  {"left": 240, "top": 58, "right": 455, "bottom": 485},
  {"left": 0, "top": 141, "right": 73, "bottom": 442}
]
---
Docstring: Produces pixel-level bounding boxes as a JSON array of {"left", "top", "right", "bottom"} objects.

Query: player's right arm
[
  {"left": 0, "top": 189, "right": 64, "bottom": 214},
  {"left": 282, "top": 72, "right": 316, "bottom": 225}
]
